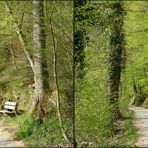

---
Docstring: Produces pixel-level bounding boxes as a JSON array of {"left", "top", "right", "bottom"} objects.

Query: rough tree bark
[
  {"left": 31, "top": 0, "right": 49, "bottom": 123},
  {"left": 108, "top": 1, "right": 125, "bottom": 119}
]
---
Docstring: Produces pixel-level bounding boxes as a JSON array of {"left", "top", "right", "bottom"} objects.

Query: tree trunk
[
  {"left": 74, "top": 0, "right": 88, "bottom": 79},
  {"left": 49, "top": 8, "right": 73, "bottom": 145},
  {"left": 9, "top": 46, "right": 17, "bottom": 71},
  {"left": 31, "top": 0, "right": 49, "bottom": 123},
  {"left": 108, "top": 1, "right": 125, "bottom": 119}
]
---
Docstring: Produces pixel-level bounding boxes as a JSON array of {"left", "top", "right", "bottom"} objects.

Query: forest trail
[
  {"left": 0, "top": 120, "right": 24, "bottom": 147},
  {"left": 129, "top": 106, "right": 148, "bottom": 147}
]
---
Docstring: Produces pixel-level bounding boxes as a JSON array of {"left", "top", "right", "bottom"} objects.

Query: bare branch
[
  {"left": 4, "top": 1, "right": 35, "bottom": 72},
  {"left": 19, "top": 12, "right": 25, "bottom": 31}
]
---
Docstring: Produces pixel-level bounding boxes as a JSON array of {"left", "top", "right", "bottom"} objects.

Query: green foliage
[
  {"left": 0, "top": 81, "right": 8, "bottom": 91},
  {"left": 14, "top": 114, "right": 65, "bottom": 146},
  {"left": 106, "top": 115, "right": 137, "bottom": 147},
  {"left": 27, "top": 117, "right": 64, "bottom": 146},
  {"left": 0, "top": 1, "right": 73, "bottom": 145},
  {"left": 15, "top": 116, "right": 36, "bottom": 139},
  {"left": 76, "top": 18, "right": 114, "bottom": 144},
  {"left": 75, "top": 1, "right": 147, "bottom": 147},
  {"left": 0, "top": 0, "right": 147, "bottom": 147},
  {"left": 123, "top": 1, "right": 148, "bottom": 101}
]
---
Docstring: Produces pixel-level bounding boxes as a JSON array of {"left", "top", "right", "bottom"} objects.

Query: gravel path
[
  {"left": 0, "top": 121, "right": 24, "bottom": 147},
  {"left": 129, "top": 106, "right": 148, "bottom": 147}
]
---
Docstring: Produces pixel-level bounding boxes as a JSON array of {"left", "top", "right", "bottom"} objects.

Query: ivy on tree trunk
[{"left": 108, "top": 1, "right": 126, "bottom": 119}]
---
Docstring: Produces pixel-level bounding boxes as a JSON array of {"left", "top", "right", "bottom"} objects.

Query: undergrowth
[
  {"left": 12, "top": 114, "right": 65, "bottom": 147},
  {"left": 106, "top": 112, "right": 137, "bottom": 147}
]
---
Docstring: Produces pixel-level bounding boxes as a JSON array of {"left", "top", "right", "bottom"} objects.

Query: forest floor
[
  {"left": 0, "top": 119, "right": 24, "bottom": 147},
  {"left": 129, "top": 105, "right": 148, "bottom": 147}
]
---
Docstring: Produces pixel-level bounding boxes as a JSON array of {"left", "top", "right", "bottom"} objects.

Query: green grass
[
  {"left": 14, "top": 116, "right": 36, "bottom": 140},
  {"left": 9, "top": 114, "right": 65, "bottom": 147}
]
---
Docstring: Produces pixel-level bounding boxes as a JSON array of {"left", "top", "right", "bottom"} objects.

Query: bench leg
[{"left": 3, "top": 112, "right": 11, "bottom": 118}]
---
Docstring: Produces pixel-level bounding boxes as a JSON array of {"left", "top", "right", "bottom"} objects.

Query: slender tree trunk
[
  {"left": 49, "top": 8, "right": 72, "bottom": 145},
  {"left": 10, "top": 48, "right": 17, "bottom": 71},
  {"left": 108, "top": 1, "right": 125, "bottom": 119}
]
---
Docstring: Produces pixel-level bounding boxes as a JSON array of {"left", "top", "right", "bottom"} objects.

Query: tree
[
  {"left": 74, "top": 0, "right": 88, "bottom": 79},
  {"left": 5, "top": 0, "right": 49, "bottom": 123},
  {"left": 108, "top": 1, "right": 126, "bottom": 119},
  {"left": 49, "top": 6, "right": 72, "bottom": 145},
  {"left": 45, "top": 2, "right": 75, "bottom": 145},
  {"left": 31, "top": 0, "right": 49, "bottom": 123}
]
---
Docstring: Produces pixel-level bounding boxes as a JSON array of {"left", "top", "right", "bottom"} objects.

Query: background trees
[
  {"left": 0, "top": 1, "right": 74, "bottom": 146},
  {"left": 0, "top": 0, "right": 147, "bottom": 147},
  {"left": 121, "top": 1, "right": 148, "bottom": 108},
  {"left": 76, "top": 0, "right": 147, "bottom": 147}
]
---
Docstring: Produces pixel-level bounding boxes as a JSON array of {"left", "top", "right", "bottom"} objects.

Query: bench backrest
[{"left": 4, "top": 101, "right": 16, "bottom": 111}]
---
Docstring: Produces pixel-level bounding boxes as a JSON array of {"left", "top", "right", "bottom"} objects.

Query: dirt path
[
  {"left": 0, "top": 121, "right": 24, "bottom": 147},
  {"left": 129, "top": 106, "right": 148, "bottom": 147}
]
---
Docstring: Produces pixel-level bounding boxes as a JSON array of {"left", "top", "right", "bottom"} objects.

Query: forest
[{"left": 0, "top": 0, "right": 148, "bottom": 147}]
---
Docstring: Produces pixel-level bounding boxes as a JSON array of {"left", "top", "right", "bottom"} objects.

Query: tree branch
[{"left": 4, "top": 1, "right": 35, "bottom": 72}]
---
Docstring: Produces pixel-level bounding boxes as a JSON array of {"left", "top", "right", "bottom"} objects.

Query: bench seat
[{"left": 0, "top": 101, "right": 17, "bottom": 115}]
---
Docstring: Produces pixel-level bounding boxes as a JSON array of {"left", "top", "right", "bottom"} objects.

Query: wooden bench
[{"left": 0, "top": 101, "right": 17, "bottom": 115}]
